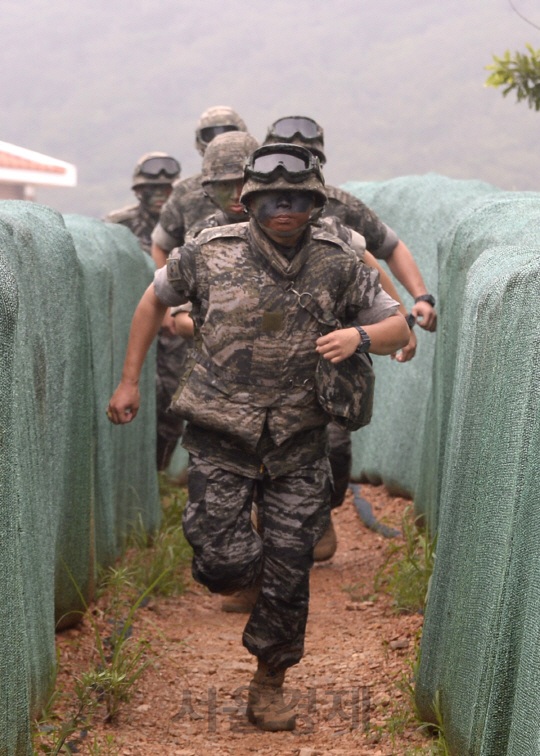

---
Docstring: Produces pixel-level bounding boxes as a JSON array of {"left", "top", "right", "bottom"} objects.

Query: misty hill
[{"left": 2, "top": 0, "right": 540, "bottom": 217}]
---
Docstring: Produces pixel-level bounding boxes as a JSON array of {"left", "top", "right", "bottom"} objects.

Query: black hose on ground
[{"left": 350, "top": 483, "right": 400, "bottom": 538}]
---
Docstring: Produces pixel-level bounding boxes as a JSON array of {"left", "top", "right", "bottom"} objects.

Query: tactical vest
[{"left": 167, "top": 220, "right": 378, "bottom": 449}]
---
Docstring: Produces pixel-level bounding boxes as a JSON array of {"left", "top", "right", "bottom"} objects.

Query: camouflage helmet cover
[
  {"left": 132, "top": 151, "right": 180, "bottom": 189},
  {"left": 264, "top": 116, "right": 326, "bottom": 165},
  {"left": 201, "top": 131, "right": 260, "bottom": 184},
  {"left": 240, "top": 143, "right": 326, "bottom": 208},
  {"left": 195, "top": 106, "right": 248, "bottom": 155}
]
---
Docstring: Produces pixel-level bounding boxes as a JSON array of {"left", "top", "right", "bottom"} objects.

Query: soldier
[
  {"left": 104, "top": 152, "right": 180, "bottom": 254},
  {"left": 151, "top": 106, "right": 248, "bottom": 268},
  {"left": 265, "top": 117, "right": 437, "bottom": 557},
  {"left": 105, "top": 152, "right": 186, "bottom": 470},
  {"left": 107, "top": 144, "right": 409, "bottom": 731}
]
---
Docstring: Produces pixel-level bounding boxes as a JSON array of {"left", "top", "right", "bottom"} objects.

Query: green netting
[
  {"left": 415, "top": 197, "right": 540, "bottom": 756},
  {"left": 342, "top": 175, "right": 498, "bottom": 497},
  {"left": 64, "top": 216, "right": 160, "bottom": 568},
  {"left": 0, "top": 201, "right": 94, "bottom": 754},
  {"left": 0, "top": 207, "right": 161, "bottom": 755},
  {"left": 415, "top": 193, "right": 540, "bottom": 531}
]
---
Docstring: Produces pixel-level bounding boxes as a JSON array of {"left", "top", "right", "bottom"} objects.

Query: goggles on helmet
[
  {"left": 245, "top": 144, "right": 322, "bottom": 184},
  {"left": 139, "top": 156, "right": 180, "bottom": 179},
  {"left": 269, "top": 116, "right": 321, "bottom": 141},
  {"left": 199, "top": 125, "right": 240, "bottom": 144}
]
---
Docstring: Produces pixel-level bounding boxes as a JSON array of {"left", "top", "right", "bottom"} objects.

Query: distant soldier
[
  {"left": 105, "top": 152, "right": 180, "bottom": 255},
  {"left": 105, "top": 152, "right": 186, "bottom": 470},
  {"left": 151, "top": 106, "right": 248, "bottom": 268}
]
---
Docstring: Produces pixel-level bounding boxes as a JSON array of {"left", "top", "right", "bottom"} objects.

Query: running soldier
[
  {"left": 107, "top": 144, "right": 409, "bottom": 731},
  {"left": 151, "top": 106, "right": 248, "bottom": 268},
  {"left": 105, "top": 152, "right": 186, "bottom": 470}
]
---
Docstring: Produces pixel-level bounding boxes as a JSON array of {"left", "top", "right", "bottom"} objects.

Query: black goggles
[
  {"left": 139, "top": 157, "right": 180, "bottom": 179},
  {"left": 199, "top": 124, "right": 239, "bottom": 143},
  {"left": 245, "top": 144, "right": 321, "bottom": 183},
  {"left": 270, "top": 116, "right": 321, "bottom": 141}
]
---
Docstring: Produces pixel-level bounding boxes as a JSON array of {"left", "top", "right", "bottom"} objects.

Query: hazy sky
[{"left": 2, "top": 0, "right": 540, "bottom": 215}]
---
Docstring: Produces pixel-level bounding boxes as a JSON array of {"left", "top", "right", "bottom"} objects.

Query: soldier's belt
[{"left": 194, "top": 351, "right": 315, "bottom": 391}]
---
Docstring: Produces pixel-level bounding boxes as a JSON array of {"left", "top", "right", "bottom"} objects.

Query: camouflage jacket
[
  {"left": 323, "top": 185, "right": 399, "bottom": 259},
  {"left": 103, "top": 202, "right": 158, "bottom": 255},
  {"left": 163, "top": 219, "right": 381, "bottom": 477},
  {"left": 151, "top": 173, "right": 216, "bottom": 253}
]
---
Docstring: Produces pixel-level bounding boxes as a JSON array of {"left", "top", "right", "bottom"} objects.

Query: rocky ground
[{"left": 53, "top": 485, "right": 430, "bottom": 756}]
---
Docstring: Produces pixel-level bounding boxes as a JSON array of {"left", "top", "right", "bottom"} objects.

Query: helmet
[
  {"left": 132, "top": 152, "right": 181, "bottom": 189},
  {"left": 240, "top": 143, "right": 326, "bottom": 207},
  {"left": 264, "top": 116, "right": 326, "bottom": 165},
  {"left": 195, "top": 106, "right": 247, "bottom": 155},
  {"left": 201, "top": 132, "right": 260, "bottom": 185}
]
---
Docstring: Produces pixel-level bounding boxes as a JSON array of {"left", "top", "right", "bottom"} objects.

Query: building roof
[{"left": 0, "top": 140, "right": 76, "bottom": 187}]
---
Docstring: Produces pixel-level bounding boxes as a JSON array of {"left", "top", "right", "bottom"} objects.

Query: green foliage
[
  {"left": 486, "top": 44, "right": 540, "bottom": 110},
  {"left": 123, "top": 476, "right": 191, "bottom": 596},
  {"left": 376, "top": 507, "right": 436, "bottom": 614}
]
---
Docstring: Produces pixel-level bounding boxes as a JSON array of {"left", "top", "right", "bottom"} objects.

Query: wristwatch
[
  {"left": 415, "top": 293, "right": 436, "bottom": 307},
  {"left": 405, "top": 313, "right": 416, "bottom": 329},
  {"left": 353, "top": 326, "right": 371, "bottom": 354}
]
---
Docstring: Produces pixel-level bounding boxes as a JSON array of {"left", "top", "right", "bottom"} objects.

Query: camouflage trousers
[
  {"left": 155, "top": 331, "right": 189, "bottom": 470},
  {"left": 183, "top": 453, "right": 332, "bottom": 669},
  {"left": 327, "top": 422, "right": 352, "bottom": 510}
]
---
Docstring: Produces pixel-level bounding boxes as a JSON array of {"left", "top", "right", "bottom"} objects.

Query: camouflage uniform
[
  {"left": 151, "top": 174, "right": 216, "bottom": 252},
  {"left": 104, "top": 202, "right": 159, "bottom": 256},
  {"left": 183, "top": 211, "right": 363, "bottom": 508},
  {"left": 153, "top": 217, "right": 397, "bottom": 667},
  {"left": 323, "top": 185, "right": 399, "bottom": 259}
]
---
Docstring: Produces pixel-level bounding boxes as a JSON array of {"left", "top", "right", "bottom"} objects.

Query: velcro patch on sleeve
[{"left": 167, "top": 257, "right": 181, "bottom": 282}]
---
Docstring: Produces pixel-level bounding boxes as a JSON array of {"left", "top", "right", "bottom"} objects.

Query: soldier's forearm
[
  {"left": 362, "top": 313, "right": 410, "bottom": 355},
  {"left": 385, "top": 240, "right": 428, "bottom": 300},
  {"left": 121, "top": 284, "right": 168, "bottom": 385}
]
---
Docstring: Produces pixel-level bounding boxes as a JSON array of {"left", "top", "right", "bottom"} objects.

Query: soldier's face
[
  {"left": 208, "top": 179, "right": 246, "bottom": 220},
  {"left": 249, "top": 191, "right": 314, "bottom": 240},
  {"left": 136, "top": 185, "right": 172, "bottom": 214}
]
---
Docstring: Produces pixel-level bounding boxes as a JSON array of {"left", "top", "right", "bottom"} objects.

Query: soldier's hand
[
  {"left": 391, "top": 327, "right": 417, "bottom": 362},
  {"left": 316, "top": 328, "right": 360, "bottom": 364},
  {"left": 412, "top": 301, "right": 437, "bottom": 332},
  {"left": 107, "top": 381, "right": 140, "bottom": 424}
]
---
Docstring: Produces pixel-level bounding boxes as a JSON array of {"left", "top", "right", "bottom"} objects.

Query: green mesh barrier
[
  {"left": 0, "top": 201, "right": 94, "bottom": 754},
  {"left": 342, "top": 175, "right": 499, "bottom": 497},
  {"left": 64, "top": 216, "right": 161, "bottom": 568},
  {"left": 414, "top": 193, "right": 540, "bottom": 531},
  {"left": 415, "top": 240, "right": 540, "bottom": 756}
]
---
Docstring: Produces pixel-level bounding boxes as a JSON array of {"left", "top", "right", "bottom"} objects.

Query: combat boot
[
  {"left": 247, "top": 660, "right": 296, "bottom": 731},
  {"left": 221, "top": 582, "right": 260, "bottom": 613},
  {"left": 313, "top": 519, "right": 337, "bottom": 561}
]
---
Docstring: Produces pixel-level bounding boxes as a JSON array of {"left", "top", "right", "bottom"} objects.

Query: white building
[{"left": 0, "top": 140, "right": 77, "bottom": 200}]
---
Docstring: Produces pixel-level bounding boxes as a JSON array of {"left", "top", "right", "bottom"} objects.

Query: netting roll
[
  {"left": 416, "top": 242, "right": 540, "bottom": 756},
  {"left": 64, "top": 216, "right": 161, "bottom": 568},
  {"left": 342, "top": 174, "right": 498, "bottom": 497},
  {"left": 0, "top": 202, "right": 94, "bottom": 752}
]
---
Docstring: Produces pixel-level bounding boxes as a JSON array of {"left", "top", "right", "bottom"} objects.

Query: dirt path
[{"left": 58, "top": 485, "right": 427, "bottom": 756}]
